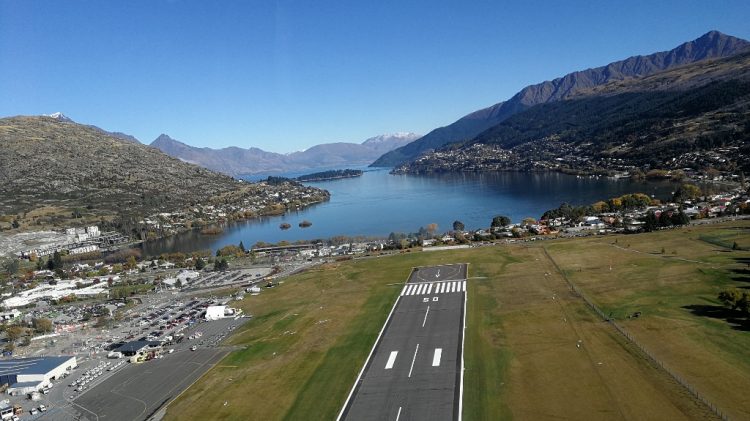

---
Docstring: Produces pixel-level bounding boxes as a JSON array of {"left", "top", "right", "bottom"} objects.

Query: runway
[{"left": 339, "top": 264, "right": 468, "bottom": 421}]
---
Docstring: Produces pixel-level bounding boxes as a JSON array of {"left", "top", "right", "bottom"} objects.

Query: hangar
[{"left": 0, "top": 356, "right": 77, "bottom": 395}]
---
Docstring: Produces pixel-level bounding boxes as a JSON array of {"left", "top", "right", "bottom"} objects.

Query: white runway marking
[
  {"left": 422, "top": 305, "right": 430, "bottom": 327},
  {"left": 461, "top": 280, "right": 466, "bottom": 291},
  {"left": 426, "top": 283, "right": 433, "bottom": 294},
  {"left": 451, "top": 282, "right": 457, "bottom": 293},
  {"left": 408, "top": 343, "right": 420, "bottom": 378},
  {"left": 408, "top": 285, "right": 417, "bottom": 295},
  {"left": 432, "top": 348, "right": 442, "bottom": 367},
  {"left": 396, "top": 406, "right": 402, "bottom": 421},
  {"left": 438, "top": 283, "right": 444, "bottom": 293},
  {"left": 385, "top": 351, "right": 398, "bottom": 369},
  {"left": 417, "top": 284, "right": 425, "bottom": 295}
]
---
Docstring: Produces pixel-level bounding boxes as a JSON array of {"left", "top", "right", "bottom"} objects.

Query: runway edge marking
[
  {"left": 458, "top": 263, "right": 468, "bottom": 421},
  {"left": 336, "top": 271, "right": 411, "bottom": 421}
]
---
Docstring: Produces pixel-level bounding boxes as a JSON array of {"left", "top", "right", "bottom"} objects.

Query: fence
[{"left": 542, "top": 247, "right": 730, "bottom": 421}]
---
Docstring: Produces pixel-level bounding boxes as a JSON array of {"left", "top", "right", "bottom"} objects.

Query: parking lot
[{"left": 30, "top": 317, "right": 245, "bottom": 421}]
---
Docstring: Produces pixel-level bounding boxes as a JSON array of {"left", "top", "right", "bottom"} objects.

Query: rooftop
[{"left": 0, "top": 356, "right": 75, "bottom": 376}]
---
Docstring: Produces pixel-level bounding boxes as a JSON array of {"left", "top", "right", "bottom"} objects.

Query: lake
[{"left": 140, "top": 168, "right": 678, "bottom": 255}]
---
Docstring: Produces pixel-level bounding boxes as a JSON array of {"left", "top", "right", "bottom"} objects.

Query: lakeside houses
[
  {"left": 393, "top": 138, "right": 744, "bottom": 183},
  {"left": 137, "top": 180, "right": 329, "bottom": 239}
]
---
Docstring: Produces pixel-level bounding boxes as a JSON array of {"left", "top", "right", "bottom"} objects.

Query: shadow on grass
[{"left": 683, "top": 304, "right": 750, "bottom": 331}]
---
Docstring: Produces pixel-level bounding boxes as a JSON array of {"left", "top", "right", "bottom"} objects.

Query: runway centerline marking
[
  {"left": 422, "top": 305, "right": 430, "bottom": 328},
  {"left": 408, "top": 344, "right": 420, "bottom": 378},
  {"left": 432, "top": 348, "right": 442, "bottom": 367},
  {"left": 385, "top": 351, "right": 398, "bottom": 370},
  {"left": 396, "top": 406, "right": 402, "bottom": 421}
]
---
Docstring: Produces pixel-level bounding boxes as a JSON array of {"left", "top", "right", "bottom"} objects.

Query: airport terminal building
[{"left": 0, "top": 356, "right": 77, "bottom": 395}]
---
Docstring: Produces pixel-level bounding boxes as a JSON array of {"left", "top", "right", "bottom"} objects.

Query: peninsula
[{"left": 296, "top": 169, "right": 363, "bottom": 182}]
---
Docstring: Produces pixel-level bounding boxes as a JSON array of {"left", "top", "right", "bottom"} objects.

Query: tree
[
  {"left": 52, "top": 251, "right": 63, "bottom": 270},
  {"left": 452, "top": 220, "right": 465, "bottom": 232},
  {"left": 491, "top": 215, "right": 511, "bottom": 228},
  {"left": 125, "top": 255, "right": 137, "bottom": 270},
  {"left": 6, "top": 325, "right": 24, "bottom": 343},
  {"left": 739, "top": 292, "right": 750, "bottom": 315},
  {"left": 718, "top": 288, "right": 744, "bottom": 310},
  {"left": 214, "top": 258, "right": 229, "bottom": 271},
  {"left": 426, "top": 223, "right": 438, "bottom": 236},
  {"left": 3, "top": 259, "right": 20, "bottom": 276},
  {"left": 195, "top": 257, "right": 206, "bottom": 270},
  {"left": 32, "top": 318, "right": 53, "bottom": 334},
  {"left": 643, "top": 211, "right": 658, "bottom": 232},
  {"left": 522, "top": 217, "right": 536, "bottom": 227},
  {"left": 673, "top": 184, "right": 702, "bottom": 203}
]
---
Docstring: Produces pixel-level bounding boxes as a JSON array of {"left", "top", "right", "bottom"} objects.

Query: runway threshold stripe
[
  {"left": 426, "top": 283, "right": 433, "bottom": 294},
  {"left": 461, "top": 281, "right": 466, "bottom": 292},
  {"left": 419, "top": 284, "right": 426, "bottom": 295},
  {"left": 451, "top": 282, "right": 456, "bottom": 293},
  {"left": 432, "top": 348, "right": 442, "bottom": 366},
  {"left": 385, "top": 351, "right": 398, "bottom": 369},
  {"left": 437, "top": 283, "right": 443, "bottom": 293},
  {"left": 408, "top": 285, "right": 416, "bottom": 295}
]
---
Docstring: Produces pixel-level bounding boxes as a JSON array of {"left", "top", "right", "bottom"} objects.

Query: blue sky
[{"left": 1, "top": 1, "right": 749, "bottom": 153}]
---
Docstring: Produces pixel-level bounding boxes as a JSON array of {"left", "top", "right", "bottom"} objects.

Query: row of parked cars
[{"left": 69, "top": 360, "right": 114, "bottom": 392}]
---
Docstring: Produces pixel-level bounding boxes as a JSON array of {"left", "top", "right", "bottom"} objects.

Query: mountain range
[
  {"left": 394, "top": 47, "right": 750, "bottom": 175},
  {"left": 150, "top": 132, "right": 419, "bottom": 176},
  {"left": 372, "top": 30, "right": 750, "bottom": 167}
]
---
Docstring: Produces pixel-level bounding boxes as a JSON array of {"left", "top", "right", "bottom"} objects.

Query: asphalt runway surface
[{"left": 340, "top": 264, "right": 468, "bottom": 421}]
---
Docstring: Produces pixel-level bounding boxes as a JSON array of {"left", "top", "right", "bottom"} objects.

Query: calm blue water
[{"left": 141, "top": 168, "right": 678, "bottom": 255}]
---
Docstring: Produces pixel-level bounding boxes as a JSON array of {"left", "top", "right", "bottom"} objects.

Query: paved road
[{"left": 340, "top": 264, "right": 468, "bottom": 421}]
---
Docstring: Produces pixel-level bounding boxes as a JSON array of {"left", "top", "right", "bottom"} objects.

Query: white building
[
  {"left": 0, "top": 356, "right": 77, "bottom": 395},
  {"left": 204, "top": 305, "right": 239, "bottom": 320}
]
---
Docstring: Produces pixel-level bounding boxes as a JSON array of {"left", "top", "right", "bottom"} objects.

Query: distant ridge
[
  {"left": 150, "top": 132, "right": 420, "bottom": 176},
  {"left": 372, "top": 30, "right": 750, "bottom": 167}
]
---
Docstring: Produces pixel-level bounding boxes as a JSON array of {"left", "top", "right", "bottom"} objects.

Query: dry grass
[
  {"left": 544, "top": 220, "right": 750, "bottom": 420},
  {"left": 166, "top": 222, "right": 750, "bottom": 420}
]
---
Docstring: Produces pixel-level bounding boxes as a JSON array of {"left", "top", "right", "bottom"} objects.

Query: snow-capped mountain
[
  {"left": 362, "top": 132, "right": 421, "bottom": 145},
  {"left": 45, "top": 112, "right": 74, "bottom": 122}
]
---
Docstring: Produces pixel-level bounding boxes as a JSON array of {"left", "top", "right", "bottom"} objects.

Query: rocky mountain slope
[
  {"left": 373, "top": 30, "right": 750, "bottom": 167},
  {"left": 395, "top": 51, "right": 750, "bottom": 176},
  {"left": 151, "top": 132, "right": 419, "bottom": 176},
  {"left": 0, "top": 116, "right": 328, "bottom": 234}
]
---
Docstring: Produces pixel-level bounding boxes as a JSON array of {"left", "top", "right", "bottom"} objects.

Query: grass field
[
  {"left": 165, "top": 221, "right": 750, "bottom": 420},
  {"left": 544, "top": 220, "right": 750, "bottom": 420}
]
